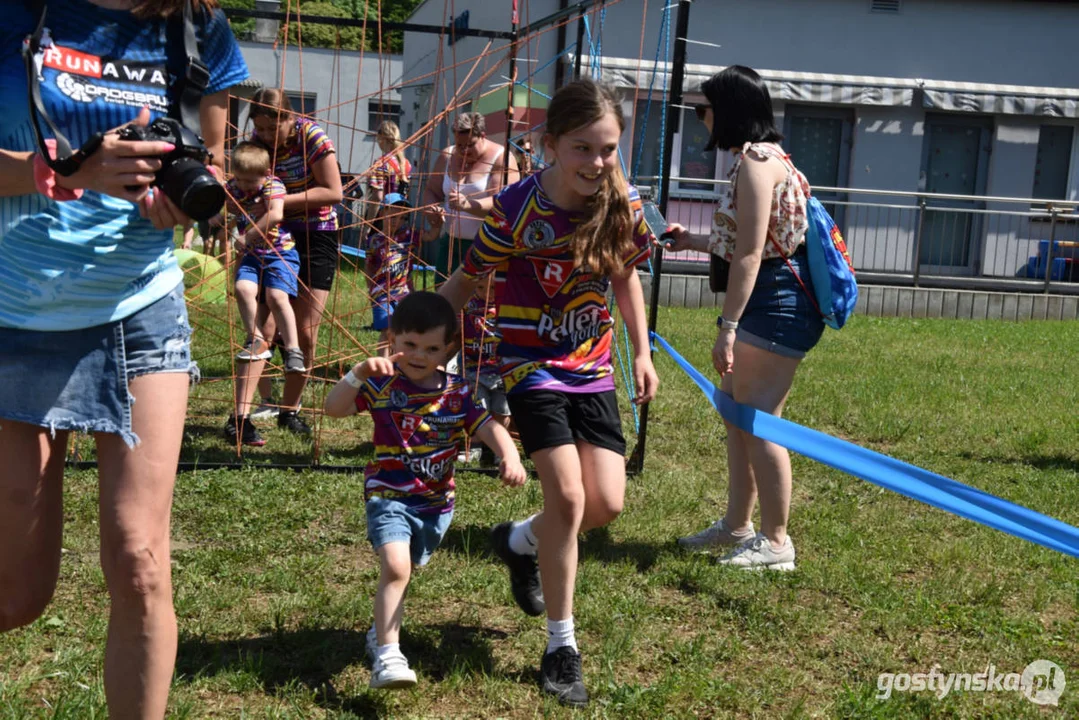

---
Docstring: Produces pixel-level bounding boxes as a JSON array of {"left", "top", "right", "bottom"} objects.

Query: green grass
[{"left": 4, "top": 278, "right": 1079, "bottom": 718}]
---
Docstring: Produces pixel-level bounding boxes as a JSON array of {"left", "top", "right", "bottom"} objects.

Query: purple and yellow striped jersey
[
  {"left": 259, "top": 118, "right": 337, "bottom": 232},
  {"left": 224, "top": 176, "right": 294, "bottom": 254},
  {"left": 355, "top": 371, "right": 490, "bottom": 513},
  {"left": 461, "top": 172, "right": 653, "bottom": 394},
  {"left": 367, "top": 226, "right": 419, "bottom": 305}
]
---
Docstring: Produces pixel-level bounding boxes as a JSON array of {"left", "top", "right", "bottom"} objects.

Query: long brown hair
[
  {"left": 545, "top": 79, "right": 634, "bottom": 277},
  {"left": 132, "top": 0, "right": 218, "bottom": 18},
  {"left": 247, "top": 87, "right": 298, "bottom": 151},
  {"left": 248, "top": 87, "right": 295, "bottom": 123},
  {"left": 377, "top": 121, "right": 408, "bottom": 172}
]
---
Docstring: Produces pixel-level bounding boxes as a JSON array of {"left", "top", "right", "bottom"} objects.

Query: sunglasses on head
[{"left": 694, "top": 104, "right": 710, "bottom": 123}]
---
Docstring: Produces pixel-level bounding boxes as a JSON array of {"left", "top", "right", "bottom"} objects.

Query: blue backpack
[{"left": 800, "top": 196, "right": 858, "bottom": 330}]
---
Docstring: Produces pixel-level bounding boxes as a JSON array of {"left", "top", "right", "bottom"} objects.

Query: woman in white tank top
[
  {"left": 423, "top": 112, "right": 519, "bottom": 282},
  {"left": 441, "top": 144, "right": 502, "bottom": 241}
]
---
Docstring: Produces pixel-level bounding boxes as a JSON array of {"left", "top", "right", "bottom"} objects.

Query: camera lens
[{"left": 158, "top": 157, "right": 226, "bottom": 221}]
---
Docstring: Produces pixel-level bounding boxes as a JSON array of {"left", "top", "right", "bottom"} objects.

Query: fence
[{"left": 642, "top": 177, "right": 1079, "bottom": 295}]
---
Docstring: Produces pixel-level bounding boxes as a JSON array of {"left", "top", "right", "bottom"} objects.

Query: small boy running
[{"left": 324, "top": 291, "right": 527, "bottom": 689}]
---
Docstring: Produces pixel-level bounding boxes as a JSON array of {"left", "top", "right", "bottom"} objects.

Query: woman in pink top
[{"left": 665, "top": 66, "right": 825, "bottom": 571}]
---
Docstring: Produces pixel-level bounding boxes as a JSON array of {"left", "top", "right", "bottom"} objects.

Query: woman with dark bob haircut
[{"left": 663, "top": 65, "right": 825, "bottom": 571}]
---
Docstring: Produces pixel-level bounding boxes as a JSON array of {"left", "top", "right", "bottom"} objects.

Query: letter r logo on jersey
[
  {"left": 391, "top": 412, "right": 424, "bottom": 443},
  {"left": 529, "top": 257, "right": 575, "bottom": 298}
]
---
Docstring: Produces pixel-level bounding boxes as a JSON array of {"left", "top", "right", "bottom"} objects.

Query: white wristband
[
  {"left": 718, "top": 317, "right": 739, "bottom": 332},
  {"left": 343, "top": 370, "right": 363, "bottom": 389}
]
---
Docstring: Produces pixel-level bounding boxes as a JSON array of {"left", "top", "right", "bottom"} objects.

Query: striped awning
[
  {"left": 921, "top": 80, "right": 1079, "bottom": 118},
  {"left": 575, "top": 55, "right": 917, "bottom": 107},
  {"left": 575, "top": 55, "right": 1079, "bottom": 117}
]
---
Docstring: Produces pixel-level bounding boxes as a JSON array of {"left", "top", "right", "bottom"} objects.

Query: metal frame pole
[
  {"left": 503, "top": 0, "right": 520, "bottom": 186},
  {"left": 629, "top": 0, "right": 691, "bottom": 474},
  {"left": 573, "top": 7, "right": 586, "bottom": 80}
]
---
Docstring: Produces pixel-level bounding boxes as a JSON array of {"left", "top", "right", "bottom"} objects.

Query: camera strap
[{"left": 20, "top": 0, "right": 209, "bottom": 176}]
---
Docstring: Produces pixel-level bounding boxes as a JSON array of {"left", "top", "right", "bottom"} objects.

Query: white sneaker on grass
[
  {"left": 370, "top": 650, "right": 417, "bottom": 689},
  {"left": 716, "top": 533, "right": 796, "bottom": 571},
  {"left": 677, "top": 518, "right": 756, "bottom": 552}
]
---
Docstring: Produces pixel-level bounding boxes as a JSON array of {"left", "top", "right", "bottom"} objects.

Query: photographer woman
[
  {"left": 229, "top": 87, "right": 343, "bottom": 441},
  {"left": 0, "top": 0, "right": 247, "bottom": 716},
  {"left": 663, "top": 66, "right": 825, "bottom": 571}
]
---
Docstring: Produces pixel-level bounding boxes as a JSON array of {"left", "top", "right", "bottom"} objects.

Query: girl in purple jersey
[{"left": 439, "top": 79, "right": 659, "bottom": 707}]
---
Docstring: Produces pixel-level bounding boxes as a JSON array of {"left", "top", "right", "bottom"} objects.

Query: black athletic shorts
[
  {"left": 292, "top": 228, "right": 339, "bottom": 291},
  {"left": 506, "top": 389, "right": 626, "bottom": 457}
]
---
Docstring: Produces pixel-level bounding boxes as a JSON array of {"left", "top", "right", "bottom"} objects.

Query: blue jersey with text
[{"left": 0, "top": 1, "right": 248, "bottom": 330}]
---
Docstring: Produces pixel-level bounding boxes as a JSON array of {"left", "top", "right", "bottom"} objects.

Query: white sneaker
[
  {"left": 716, "top": 533, "right": 796, "bottom": 571},
  {"left": 677, "top": 518, "right": 756, "bottom": 551},
  {"left": 370, "top": 650, "right": 417, "bottom": 689},
  {"left": 249, "top": 397, "right": 280, "bottom": 420},
  {"left": 456, "top": 447, "right": 482, "bottom": 464},
  {"left": 365, "top": 626, "right": 378, "bottom": 661}
]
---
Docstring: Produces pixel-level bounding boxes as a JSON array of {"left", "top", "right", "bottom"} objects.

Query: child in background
[
  {"left": 216, "top": 142, "right": 305, "bottom": 446},
  {"left": 365, "top": 193, "right": 441, "bottom": 352},
  {"left": 460, "top": 273, "right": 510, "bottom": 465},
  {"left": 324, "top": 291, "right": 526, "bottom": 689}
]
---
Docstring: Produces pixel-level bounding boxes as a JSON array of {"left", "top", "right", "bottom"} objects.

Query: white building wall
[{"left": 236, "top": 41, "right": 404, "bottom": 176}]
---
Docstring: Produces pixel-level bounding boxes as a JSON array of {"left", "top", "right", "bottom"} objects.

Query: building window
[
  {"left": 784, "top": 105, "right": 853, "bottom": 221},
  {"left": 369, "top": 101, "right": 402, "bottom": 133},
  {"left": 285, "top": 91, "right": 318, "bottom": 118},
  {"left": 677, "top": 106, "right": 717, "bottom": 192},
  {"left": 631, "top": 99, "right": 664, "bottom": 183},
  {"left": 1033, "top": 125, "right": 1074, "bottom": 201},
  {"left": 631, "top": 99, "right": 718, "bottom": 192}
]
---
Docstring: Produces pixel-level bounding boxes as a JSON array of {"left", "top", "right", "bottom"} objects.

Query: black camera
[{"left": 117, "top": 117, "right": 225, "bottom": 221}]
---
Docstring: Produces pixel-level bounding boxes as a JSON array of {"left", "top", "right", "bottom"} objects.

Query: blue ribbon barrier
[{"left": 650, "top": 331, "right": 1079, "bottom": 560}]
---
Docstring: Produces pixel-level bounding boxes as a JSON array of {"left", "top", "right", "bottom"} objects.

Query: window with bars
[
  {"left": 369, "top": 102, "right": 402, "bottom": 133},
  {"left": 1032, "top": 125, "right": 1074, "bottom": 201},
  {"left": 286, "top": 91, "right": 318, "bottom": 118}
]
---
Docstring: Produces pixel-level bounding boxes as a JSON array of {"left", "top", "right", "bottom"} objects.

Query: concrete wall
[{"left": 638, "top": 272, "right": 1079, "bottom": 320}]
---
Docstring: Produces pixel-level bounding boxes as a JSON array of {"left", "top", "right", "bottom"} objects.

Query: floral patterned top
[{"left": 708, "top": 142, "right": 810, "bottom": 262}]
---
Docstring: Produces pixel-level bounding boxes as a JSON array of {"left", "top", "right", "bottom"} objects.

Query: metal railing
[{"left": 641, "top": 176, "right": 1079, "bottom": 295}]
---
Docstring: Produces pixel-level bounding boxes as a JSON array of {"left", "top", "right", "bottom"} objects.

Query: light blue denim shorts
[
  {"left": 0, "top": 283, "right": 197, "bottom": 447},
  {"left": 366, "top": 496, "right": 454, "bottom": 567}
]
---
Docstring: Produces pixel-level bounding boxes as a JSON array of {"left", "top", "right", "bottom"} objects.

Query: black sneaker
[
  {"left": 490, "top": 522, "right": 545, "bottom": 616},
  {"left": 223, "top": 414, "right": 266, "bottom": 447},
  {"left": 277, "top": 409, "right": 312, "bottom": 436},
  {"left": 540, "top": 646, "right": 588, "bottom": 707}
]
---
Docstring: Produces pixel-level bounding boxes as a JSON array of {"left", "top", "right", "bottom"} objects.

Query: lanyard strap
[{"left": 19, "top": 0, "right": 209, "bottom": 176}]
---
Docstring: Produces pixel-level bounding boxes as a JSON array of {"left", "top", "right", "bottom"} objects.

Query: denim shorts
[
  {"left": 736, "top": 247, "right": 825, "bottom": 359},
  {"left": 366, "top": 496, "right": 454, "bottom": 567},
  {"left": 236, "top": 248, "right": 301, "bottom": 297},
  {"left": 0, "top": 283, "right": 196, "bottom": 447},
  {"left": 371, "top": 297, "right": 398, "bottom": 331}
]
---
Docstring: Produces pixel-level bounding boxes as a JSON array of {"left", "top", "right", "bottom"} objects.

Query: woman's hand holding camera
[{"left": 54, "top": 108, "right": 170, "bottom": 204}]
